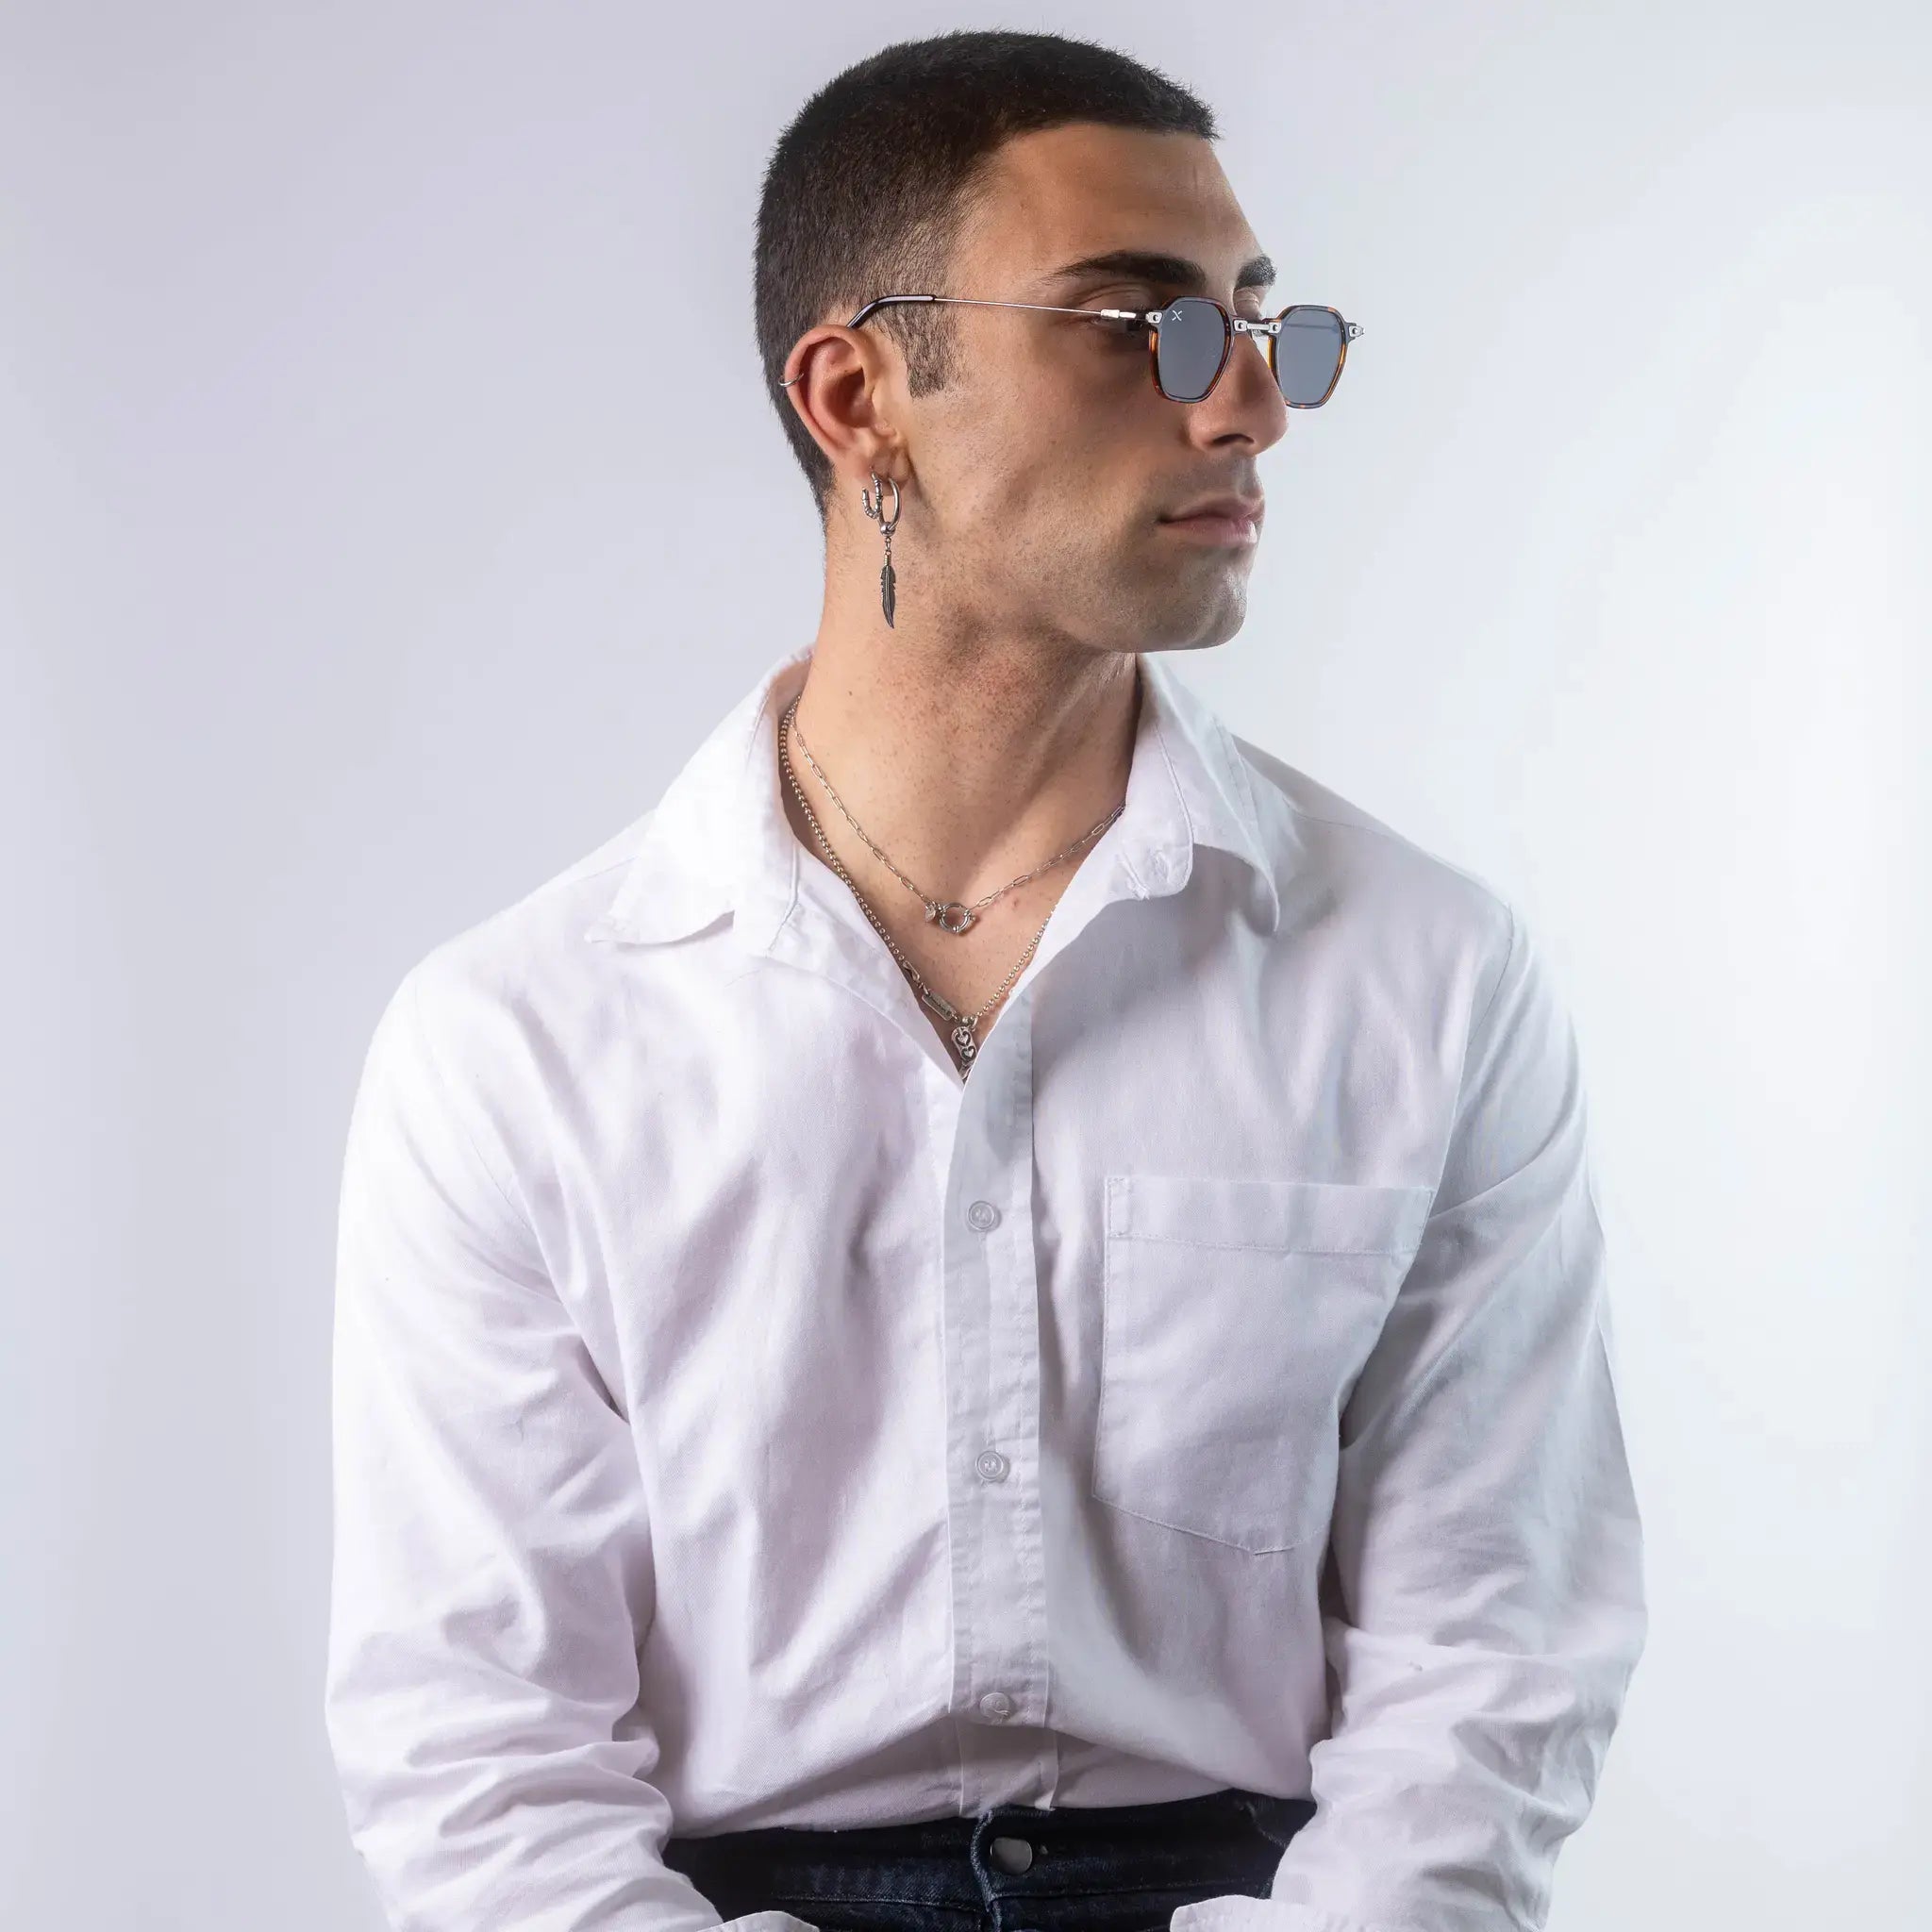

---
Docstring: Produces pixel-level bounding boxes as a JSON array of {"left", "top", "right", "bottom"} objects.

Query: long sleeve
[
  {"left": 324, "top": 960, "right": 817, "bottom": 1932},
  {"left": 1174, "top": 902, "right": 1649, "bottom": 1932}
]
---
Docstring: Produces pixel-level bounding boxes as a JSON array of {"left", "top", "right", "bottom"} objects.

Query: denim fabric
[{"left": 662, "top": 1786, "right": 1317, "bottom": 1932}]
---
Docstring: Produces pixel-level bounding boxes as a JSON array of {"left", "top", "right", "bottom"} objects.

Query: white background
[{"left": 4, "top": 3, "right": 1927, "bottom": 1927}]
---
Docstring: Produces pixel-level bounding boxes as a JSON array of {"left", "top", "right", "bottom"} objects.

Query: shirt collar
[{"left": 585, "top": 642, "right": 1281, "bottom": 950}]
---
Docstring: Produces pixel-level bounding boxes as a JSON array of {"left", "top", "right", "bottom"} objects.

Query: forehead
[{"left": 959, "top": 123, "right": 1266, "bottom": 292}]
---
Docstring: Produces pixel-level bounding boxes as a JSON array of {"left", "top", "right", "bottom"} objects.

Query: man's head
[{"left": 754, "top": 30, "right": 1291, "bottom": 658}]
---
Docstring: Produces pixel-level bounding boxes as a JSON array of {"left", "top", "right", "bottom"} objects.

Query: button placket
[{"left": 941, "top": 1011, "right": 1050, "bottom": 1798}]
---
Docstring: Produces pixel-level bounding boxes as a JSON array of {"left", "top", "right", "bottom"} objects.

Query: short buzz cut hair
[{"left": 753, "top": 29, "right": 1218, "bottom": 530}]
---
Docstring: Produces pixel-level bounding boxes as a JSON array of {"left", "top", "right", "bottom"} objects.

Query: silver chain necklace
[
  {"left": 785, "top": 696, "right": 1125, "bottom": 935},
  {"left": 776, "top": 691, "right": 1123, "bottom": 1076}
]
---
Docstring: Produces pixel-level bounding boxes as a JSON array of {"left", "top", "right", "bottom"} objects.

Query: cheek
[{"left": 922, "top": 375, "right": 1140, "bottom": 546}]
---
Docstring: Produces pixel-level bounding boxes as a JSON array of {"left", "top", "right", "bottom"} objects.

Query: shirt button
[
  {"left": 974, "top": 1449, "right": 1009, "bottom": 1483},
  {"left": 965, "top": 1199, "right": 1002, "bottom": 1232},
  {"left": 988, "top": 1835, "right": 1035, "bottom": 1874},
  {"left": 977, "top": 1690, "right": 1014, "bottom": 1721},
  {"left": 1149, "top": 851, "right": 1172, "bottom": 881}
]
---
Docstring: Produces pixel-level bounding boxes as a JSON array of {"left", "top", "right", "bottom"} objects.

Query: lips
[{"left": 1159, "top": 494, "right": 1264, "bottom": 534}]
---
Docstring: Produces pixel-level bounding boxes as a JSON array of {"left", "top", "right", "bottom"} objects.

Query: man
[{"left": 325, "top": 27, "right": 1646, "bottom": 1932}]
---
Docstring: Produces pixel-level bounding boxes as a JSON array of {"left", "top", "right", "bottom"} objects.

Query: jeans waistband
[{"left": 661, "top": 1786, "right": 1317, "bottom": 1925}]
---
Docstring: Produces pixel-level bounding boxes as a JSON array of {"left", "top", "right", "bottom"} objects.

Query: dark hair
[{"left": 753, "top": 29, "right": 1217, "bottom": 529}]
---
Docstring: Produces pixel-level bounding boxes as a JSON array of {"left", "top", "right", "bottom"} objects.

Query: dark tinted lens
[
  {"left": 1153, "top": 297, "right": 1228, "bottom": 402},
  {"left": 1274, "top": 306, "right": 1344, "bottom": 405}
]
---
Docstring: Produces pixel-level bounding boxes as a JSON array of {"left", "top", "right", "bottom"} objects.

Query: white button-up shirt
[{"left": 325, "top": 642, "right": 1647, "bottom": 1932}]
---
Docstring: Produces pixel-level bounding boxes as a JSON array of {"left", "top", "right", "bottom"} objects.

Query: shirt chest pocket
[{"left": 1093, "top": 1172, "right": 1436, "bottom": 1555}]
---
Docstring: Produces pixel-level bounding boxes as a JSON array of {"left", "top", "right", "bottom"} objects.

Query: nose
[{"left": 1189, "top": 324, "right": 1288, "bottom": 452}]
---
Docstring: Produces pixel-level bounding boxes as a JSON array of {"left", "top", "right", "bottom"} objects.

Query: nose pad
[{"left": 1236, "top": 322, "right": 1291, "bottom": 418}]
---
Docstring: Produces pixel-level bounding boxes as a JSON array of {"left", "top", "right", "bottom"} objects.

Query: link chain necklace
[{"left": 777, "top": 691, "right": 1125, "bottom": 1076}]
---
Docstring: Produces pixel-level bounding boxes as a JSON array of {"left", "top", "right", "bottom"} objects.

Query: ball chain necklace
[{"left": 777, "top": 691, "right": 1125, "bottom": 1076}]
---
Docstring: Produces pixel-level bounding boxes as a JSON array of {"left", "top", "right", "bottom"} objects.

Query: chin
[{"left": 1138, "top": 580, "right": 1249, "bottom": 652}]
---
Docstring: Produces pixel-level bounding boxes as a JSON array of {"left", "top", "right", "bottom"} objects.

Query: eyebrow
[{"left": 1039, "top": 247, "right": 1276, "bottom": 298}]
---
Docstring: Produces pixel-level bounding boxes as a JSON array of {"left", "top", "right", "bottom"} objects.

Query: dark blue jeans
[{"left": 661, "top": 1786, "right": 1317, "bottom": 1932}]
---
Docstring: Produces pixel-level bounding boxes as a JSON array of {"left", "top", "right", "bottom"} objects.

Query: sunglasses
[{"left": 781, "top": 293, "right": 1362, "bottom": 407}]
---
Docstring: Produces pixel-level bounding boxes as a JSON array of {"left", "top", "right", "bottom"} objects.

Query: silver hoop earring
[{"left": 861, "top": 471, "right": 902, "bottom": 627}]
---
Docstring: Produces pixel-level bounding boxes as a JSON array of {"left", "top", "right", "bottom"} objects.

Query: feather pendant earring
[{"left": 861, "top": 471, "right": 902, "bottom": 628}]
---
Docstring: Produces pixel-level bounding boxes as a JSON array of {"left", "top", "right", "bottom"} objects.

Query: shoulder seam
[
  {"left": 1423, "top": 898, "right": 1521, "bottom": 1214},
  {"left": 1229, "top": 735, "right": 1514, "bottom": 924},
  {"left": 1468, "top": 898, "right": 1521, "bottom": 1047},
  {"left": 404, "top": 963, "right": 540, "bottom": 1245}
]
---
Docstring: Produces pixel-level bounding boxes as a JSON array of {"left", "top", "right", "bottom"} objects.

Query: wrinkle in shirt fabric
[{"left": 325, "top": 641, "right": 1645, "bottom": 1932}]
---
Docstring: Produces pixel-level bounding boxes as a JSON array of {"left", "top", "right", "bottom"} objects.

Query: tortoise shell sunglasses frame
[{"left": 778, "top": 293, "right": 1363, "bottom": 408}]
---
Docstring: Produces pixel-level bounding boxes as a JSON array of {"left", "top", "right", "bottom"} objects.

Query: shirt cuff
[{"left": 1173, "top": 1898, "right": 1426, "bottom": 1932}]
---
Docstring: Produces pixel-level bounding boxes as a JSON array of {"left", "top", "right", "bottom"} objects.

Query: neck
[{"left": 785, "top": 618, "right": 1141, "bottom": 913}]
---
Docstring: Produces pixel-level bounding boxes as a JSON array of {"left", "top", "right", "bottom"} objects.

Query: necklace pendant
[
  {"left": 930, "top": 900, "right": 976, "bottom": 935},
  {"left": 951, "top": 1024, "right": 977, "bottom": 1061},
  {"left": 919, "top": 985, "right": 960, "bottom": 1024}
]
